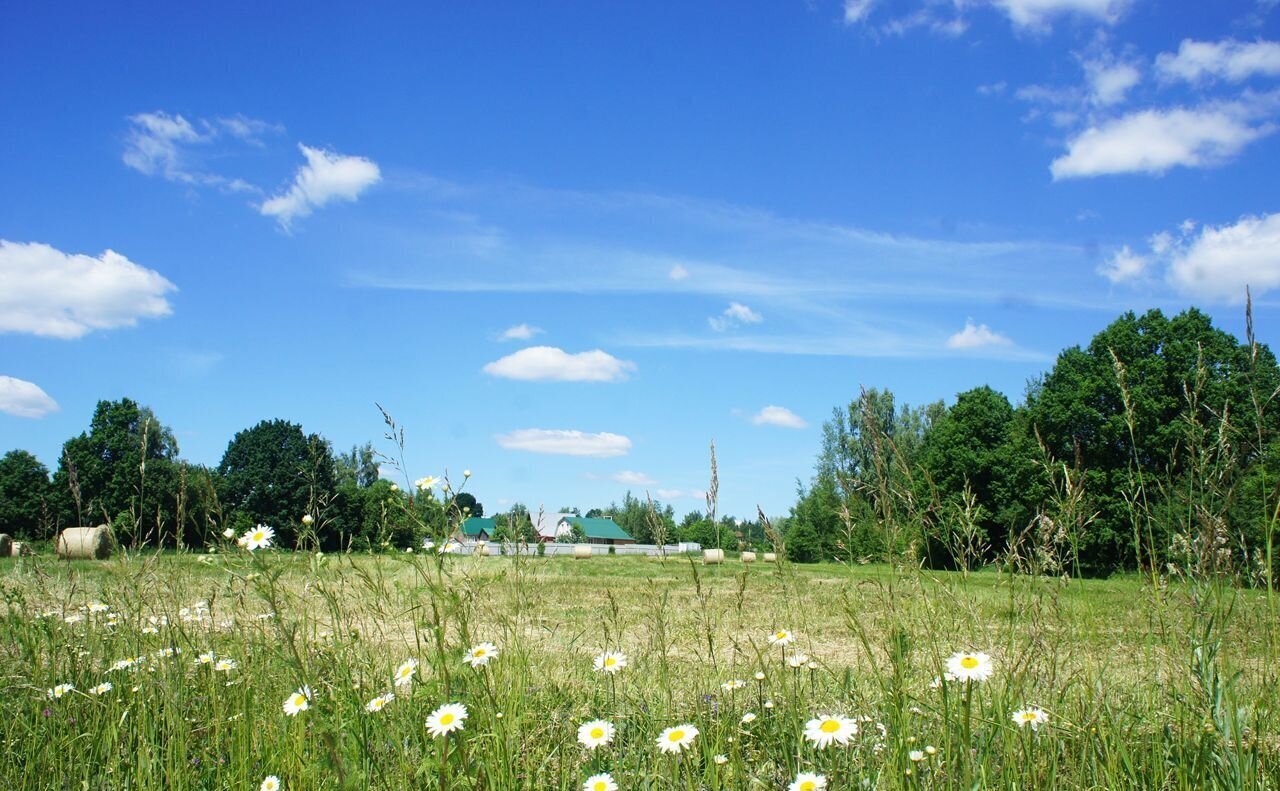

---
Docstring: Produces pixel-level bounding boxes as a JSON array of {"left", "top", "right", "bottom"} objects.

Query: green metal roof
[
  {"left": 459, "top": 517, "right": 496, "bottom": 537},
  {"left": 567, "top": 517, "right": 633, "bottom": 541}
]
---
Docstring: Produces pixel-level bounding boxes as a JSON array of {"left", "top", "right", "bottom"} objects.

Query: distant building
[
  {"left": 563, "top": 516, "right": 635, "bottom": 545},
  {"left": 533, "top": 512, "right": 577, "bottom": 542},
  {"left": 457, "top": 517, "right": 497, "bottom": 542}
]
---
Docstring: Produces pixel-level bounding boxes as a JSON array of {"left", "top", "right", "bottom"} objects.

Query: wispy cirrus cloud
[
  {"left": 496, "top": 429, "right": 632, "bottom": 458},
  {"left": 500, "top": 323, "right": 543, "bottom": 341},
  {"left": 123, "top": 110, "right": 280, "bottom": 193}
]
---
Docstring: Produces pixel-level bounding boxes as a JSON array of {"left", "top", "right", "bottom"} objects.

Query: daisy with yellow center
[
  {"left": 47, "top": 684, "right": 74, "bottom": 699},
  {"left": 196, "top": 652, "right": 215, "bottom": 665},
  {"left": 803, "top": 714, "right": 858, "bottom": 749},
  {"left": 365, "top": 692, "right": 395, "bottom": 713},
  {"left": 463, "top": 642, "right": 499, "bottom": 668},
  {"left": 721, "top": 679, "right": 746, "bottom": 691},
  {"left": 90, "top": 682, "right": 113, "bottom": 696},
  {"left": 87, "top": 601, "right": 110, "bottom": 614},
  {"left": 593, "top": 651, "right": 627, "bottom": 674},
  {"left": 768, "top": 629, "right": 795, "bottom": 646},
  {"left": 1012, "top": 707, "right": 1049, "bottom": 730},
  {"left": 215, "top": 659, "right": 237, "bottom": 672},
  {"left": 282, "top": 686, "right": 312, "bottom": 716},
  {"left": 741, "top": 712, "right": 757, "bottom": 724},
  {"left": 394, "top": 658, "right": 419, "bottom": 687},
  {"left": 415, "top": 476, "right": 440, "bottom": 491},
  {"left": 261, "top": 776, "right": 280, "bottom": 791},
  {"left": 656, "top": 724, "right": 699, "bottom": 754},
  {"left": 243, "top": 524, "right": 275, "bottom": 551},
  {"left": 789, "top": 772, "right": 827, "bottom": 791},
  {"left": 945, "top": 651, "right": 993, "bottom": 683},
  {"left": 577, "top": 719, "right": 615, "bottom": 749},
  {"left": 582, "top": 773, "right": 618, "bottom": 791},
  {"left": 426, "top": 702, "right": 468, "bottom": 737}
]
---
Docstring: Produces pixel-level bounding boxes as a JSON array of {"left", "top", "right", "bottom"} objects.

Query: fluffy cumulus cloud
[
  {"left": 0, "top": 376, "right": 59, "bottom": 418},
  {"left": 1049, "top": 106, "right": 1271, "bottom": 179},
  {"left": 751, "top": 405, "right": 808, "bottom": 429},
  {"left": 708, "top": 302, "right": 763, "bottom": 331},
  {"left": 1156, "top": 39, "right": 1280, "bottom": 84},
  {"left": 1167, "top": 213, "right": 1280, "bottom": 302},
  {"left": 946, "top": 320, "right": 1013, "bottom": 349},
  {"left": 1097, "top": 245, "right": 1150, "bottom": 283},
  {"left": 0, "top": 240, "right": 176, "bottom": 339},
  {"left": 1084, "top": 59, "right": 1141, "bottom": 106},
  {"left": 496, "top": 429, "right": 632, "bottom": 458},
  {"left": 482, "top": 346, "right": 635, "bottom": 382},
  {"left": 991, "top": 0, "right": 1129, "bottom": 29},
  {"left": 260, "top": 144, "right": 381, "bottom": 227},
  {"left": 499, "top": 323, "right": 542, "bottom": 341}
]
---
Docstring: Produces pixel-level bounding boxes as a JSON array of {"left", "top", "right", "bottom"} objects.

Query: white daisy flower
[
  {"left": 282, "top": 686, "right": 312, "bottom": 716},
  {"left": 945, "top": 651, "right": 993, "bottom": 683},
  {"left": 1012, "top": 707, "right": 1049, "bottom": 730},
  {"left": 261, "top": 776, "right": 281, "bottom": 791},
  {"left": 582, "top": 773, "right": 617, "bottom": 791},
  {"left": 141, "top": 626, "right": 159, "bottom": 635},
  {"left": 365, "top": 692, "right": 395, "bottom": 713},
  {"left": 593, "top": 651, "right": 627, "bottom": 674},
  {"left": 301, "top": 514, "right": 314, "bottom": 525},
  {"left": 577, "top": 719, "right": 615, "bottom": 749},
  {"left": 741, "top": 712, "right": 757, "bottom": 724},
  {"left": 787, "top": 652, "right": 810, "bottom": 668},
  {"left": 656, "top": 724, "right": 698, "bottom": 754},
  {"left": 87, "top": 601, "right": 110, "bottom": 614},
  {"left": 721, "top": 679, "right": 747, "bottom": 691},
  {"left": 243, "top": 524, "right": 275, "bottom": 551},
  {"left": 91, "top": 682, "right": 113, "bottom": 696},
  {"left": 393, "top": 658, "right": 419, "bottom": 687},
  {"left": 909, "top": 749, "right": 925, "bottom": 761},
  {"left": 196, "top": 652, "right": 216, "bottom": 665},
  {"left": 47, "top": 684, "right": 74, "bottom": 699},
  {"left": 63, "top": 614, "right": 83, "bottom": 625},
  {"left": 222, "top": 527, "right": 236, "bottom": 539},
  {"left": 714, "top": 754, "right": 728, "bottom": 765},
  {"left": 803, "top": 714, "right": 858, "bottom": 749},
  {"left": 464, "top": 642, "right": 499, "bottom": 668},
  {"left": 215, "top": 659, "right": 237, "bottom": 672},
  {"left": 789, "top": 772, "right": 827, "bottom": 791},
  {"left": 425, "top": 702, "right": 468, "bottom": 737},
  {"left": 415, "top": 476, "right": 440, "bottom": 491},
  {"left": 108, "top": 658, "right": 135, "bottom": 672},
  {"left": 768, "top": 629, "right": 795, "bottom": 646}
]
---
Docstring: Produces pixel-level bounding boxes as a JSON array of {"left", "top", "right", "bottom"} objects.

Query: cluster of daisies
[{"left": 221, "top": 524, "right": 276, "bottom": 551}]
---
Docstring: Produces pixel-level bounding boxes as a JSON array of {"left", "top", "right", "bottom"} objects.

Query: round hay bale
[
  {"left": 573, "top": 544, "right": 592, "bottom": 559},
  {"left": 703, "top": 548, "right": 725, "bottom": 565},
  {"left": 11, "top": 541, "right": 30, "bottom": 557},
  {"left": 0, "top": 534, "right": 11, "bottom": 558},
  {"left": 56, "top": 525, "right": 115, "bottom": 560},
  {"left": 476, "top": 542, "right": 492, "bottom": 557},
  {"left": 763, "top": 552, "right": 778, "bottom": 562},
  {"left": 741, "top": 551, "right": 757, "bottom": 563}
]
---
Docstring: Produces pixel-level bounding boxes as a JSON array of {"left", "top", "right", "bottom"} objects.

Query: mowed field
[{"left": 1, "top": 549, "right": 1277, "bottom": 790}]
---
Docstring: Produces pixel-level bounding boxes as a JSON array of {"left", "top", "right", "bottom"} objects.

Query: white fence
[{"left": 452, "top": 541, "right": 699, "bottom": 557}]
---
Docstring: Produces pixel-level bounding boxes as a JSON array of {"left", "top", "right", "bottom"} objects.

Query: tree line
[{"left": 779, "top": 307, "right": 1280, "bottom": 581}]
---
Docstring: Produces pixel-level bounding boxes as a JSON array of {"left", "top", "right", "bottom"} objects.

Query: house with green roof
[
  {"left": 456, "top": 517, "right": 497, "bottom": 541},
  {"left": 562, "top": 516, "right": 635, "bottom": 545}
]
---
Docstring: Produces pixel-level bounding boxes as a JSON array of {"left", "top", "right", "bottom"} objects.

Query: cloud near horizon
[
  {"left": 750, "top": 405, "right": 808, "bottom": 429},
  {"left": 946, "top": 320, "right": 1013, "bottom": 349},
  {"left": 496, "top": 429, "right": 632, "bottom": 458},
  {"left": 500, "top": 323, "right": 543, "bottom": 341}
]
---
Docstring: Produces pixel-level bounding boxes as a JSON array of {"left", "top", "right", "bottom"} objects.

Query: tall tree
[{"left": 0, "top": 450, "right": 53, "bottom": 539}]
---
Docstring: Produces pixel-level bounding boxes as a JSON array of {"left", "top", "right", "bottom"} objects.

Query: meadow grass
[{"left": 1, "top": 547, "right": 1276, "bottom": 789}]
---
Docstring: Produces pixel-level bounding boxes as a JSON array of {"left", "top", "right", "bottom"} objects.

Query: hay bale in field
[
  {"left": 741, "top": 551, "right": 756, "bottom": 563},
  {"left": 56, "top": 525, "right": 115, "bottom": 560},
  {"left": 476, "top": 542, "right": 492, "bottom": 557},
  {"left": 703, "top": 548, "right": 724, "bottom": 565},
  {"left": 573, "top": 544, "right": 592, "bottom": 559},
  {"left": 763, "top": 552, "right": 777, "bottom": 562},
  {"left": 11, "top": 541, "right": 30, "bottom": 557},
  {"left": 0, "top": 534, "right": 11, "bottom": 558}
]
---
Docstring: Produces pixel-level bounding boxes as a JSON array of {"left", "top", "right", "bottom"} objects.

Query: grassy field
[{"left": 1, "top": 547, "right": 1277, "bottom": 790}]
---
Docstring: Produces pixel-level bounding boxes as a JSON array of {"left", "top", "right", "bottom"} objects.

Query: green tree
[
  {"left": 217, "top": 419, "right": 336, "bottom": 549},
  {"left": 452, "top": 492, "right": 483, "bottom": 518},
  {"left": 335, "top": 442, "right": 379, "bottom": 488},
  {"left": 0, "top": 450, "right": 53, "bottom": 539}
]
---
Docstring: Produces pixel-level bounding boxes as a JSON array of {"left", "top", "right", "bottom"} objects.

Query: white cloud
[
  {"left": 260, "top": 144, "right": 381, "bottom": 227},
  {"left": 612, "top": 470, "right": 657, "bottom": 486},
  {"left": 1097, "top": 245, "right": 1149, "bottom": 283},
  {"left": 656, "top": 488, "right": 707, "bottom": 500},
  {"left": 1050, "top": 106, "right": 1271, "bottom": 179},
  {"left": 843, "top": 0, "right": 877, "bottom": 23},
  {"left": 499, "top": 323, "right": 542, "bottom": 341},
  {"left": 496, "top": 429, "right": 632, "bottom": 458},
  {"left": 1156, "top": 39, "right": 1280, "bottom": 84},
  {"left": 123, "top": 111, "right": 276, "bottom": 192},
  {"left": 946, "top": 320, "right": 1013, "bottom": 349},
  {"left": 0, "top": 240, "right": 176, "bottom": 339},
  {"left": 751, "top": 405, "right": 808, "bottom": 429},
  {"left": 482, "top": 346, "right": 635, "bottom": 382},
  {"left": 1084, "top": 59, "right": 1141, "bottom": 106},
  {"left": 991, "top": 0, "right": 1129, "bottom": 29},
  {"left": 1168, "top": 212, "right": 1280, "bottom": 302},
  {"left": 668, "top": 264, "right": 690, "bottom": 280},
  {"left": 0, "top": 376, "right": 59, "bottom": 418},
  {"left": 708, "top": 302, "right": 763, "bottom": 331}
]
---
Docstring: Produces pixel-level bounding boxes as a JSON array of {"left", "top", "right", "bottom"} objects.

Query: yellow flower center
[
  {"left": 820, "top": 719, "right": 841, "bottom": 733},
  {"left": 776, "top": 632, "right": 787, "bottom": 639},
  {"left": 605, "top": 657, "right": 616, "bottom": 666},
  {"left": 441, "top": 713, "right": 454, "bottom": 725},
  {"left": 473, "top": 649, "right": 485, "bottom": 657},
  {"left": 961, "top": 656, "right": 979, "bottom": 669},
  {"left": 590, "top": 728, "right": 604, "bottom": 738},
  {"left": 253, "top": 531, "right": 265, "bottom": 541},
  {"left": 1022, "top": 712, "right": 1037, "bottom": 721},
  {"left": 594, "top": 784, "right": 607, "bottom": 791},
  {"left": 801, "top": 783, "right": 816, "bottom": 791},
  {"left": 669, "top": 730, "right": 685, "bottom": 741}
]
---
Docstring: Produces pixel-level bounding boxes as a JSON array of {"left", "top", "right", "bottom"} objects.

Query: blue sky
[{"left": 4, "top": 0, "right": 1280, "bottom": 519}]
